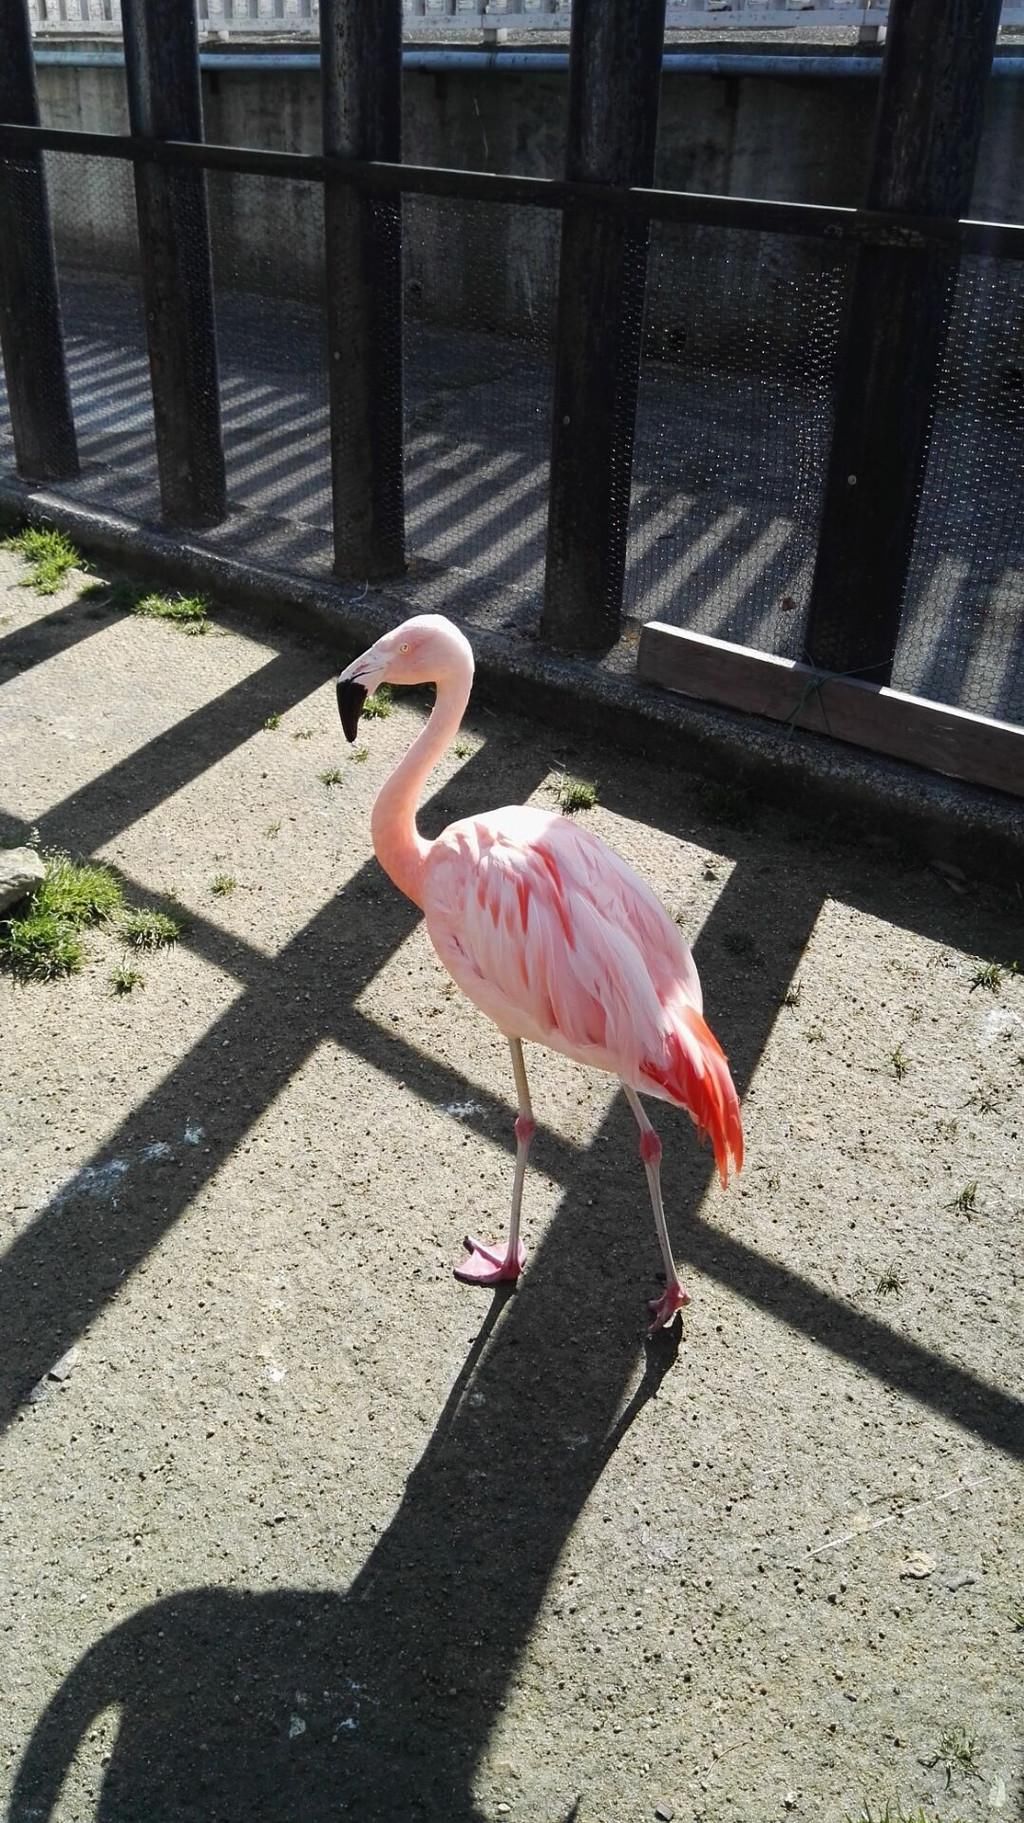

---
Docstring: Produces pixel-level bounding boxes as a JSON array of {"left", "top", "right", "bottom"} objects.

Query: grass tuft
[
  {"left": 3, "top": 526, "right": 80, "bottom": 594},
  {"left": 875, "top": 1263, "right": 905, "bottom": 1296},
  {"left": 351, "top": 746, "right": 369, "bottom": 764},
  {"left": 361, "top": 684, "right": 393, "bottom": 720},
  {"left": 0, "top": 852, "right": 123, "bottom": 982},
  {"left": 947, "top": 1181, "right": 979, "bottom": 1217},
  {"left": 35, "top": 854, "right": 123, "bottom": 925},
  {"left": 262, "top": 712, "right": 282, "bottom": 731},
  {"left": 926, "top": 1727, "right": 981, "bottom": 1788},
  {"left": 969, "top": 960, "right": 1012, "bottom": 993},
  {"left": 552, "top": 773, "right": 597, "bottom": 814},
  {"left": 319, "top": 767, "right": 344, "bottom": 787},
  {"left": 849, "top": 1805, "right": 968, "bottom": 1823},
  {"left": 0, "top": 910, "right": 84, "bottom": 981},
  {"left": 120, "top": 908, "right": 183, "bottom": 951},
  {"left": 110, "top": 961, "right": 144, "bottom": 995},
  {"left": 132, "top": 591, "right": 209, "bottom": 635},
  {"left": 890, "top": 1044, "right": 910, "bottom": 1081},
  {"left": 210, "top": 874, "right": 236, "bottom": 897}
]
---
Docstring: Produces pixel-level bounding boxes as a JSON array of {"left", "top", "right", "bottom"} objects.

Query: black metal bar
[
  {"left": 3, "top": 123, "right": 1024, "bottom": 262},
  {"left": 121, "top": 0, "right": 225, "bottom": 527},
  {"left": 805, "top": 0, "right": 1004, "bottom": 681},
  {"left": 541, "top": 0, "right": 668, "bottom": 652},
  {"left": 0, "top": 0, "right": 78, "bottom": 481},
  {"left": 321, "top": 0, "right": 405, "bottom": 581}
]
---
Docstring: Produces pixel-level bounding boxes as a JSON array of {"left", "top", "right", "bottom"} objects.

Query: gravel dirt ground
[{"left": 1, "top": 548, "right": 1022, "bottom": 1823}]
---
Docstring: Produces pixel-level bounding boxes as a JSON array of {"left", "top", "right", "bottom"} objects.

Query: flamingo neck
[{"left": 370, "top": 661, "right": 472, "bottom": 910}]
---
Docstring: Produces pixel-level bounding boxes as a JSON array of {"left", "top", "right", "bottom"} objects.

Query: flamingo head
[{"left": 336, "top": 613, "right": 474, "bottom": 742}]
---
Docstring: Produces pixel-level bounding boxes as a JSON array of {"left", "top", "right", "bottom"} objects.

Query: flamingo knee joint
[{"left": 639, "top": 1127, "right": 662, "bottom": 1165}]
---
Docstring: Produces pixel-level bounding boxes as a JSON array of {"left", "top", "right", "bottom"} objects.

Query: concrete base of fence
[{"left": 1, "top": 477, "right": 1021, "bottom": 886}]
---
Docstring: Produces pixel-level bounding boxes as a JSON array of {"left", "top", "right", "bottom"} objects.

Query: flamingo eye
[{"left": 398, "top": 641, "right": 410, "bottom": 654}]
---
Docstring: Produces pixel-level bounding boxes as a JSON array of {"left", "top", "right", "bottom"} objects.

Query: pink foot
[
  {"left": 647, "top": 1280, "right": 691, "bottom": 1334},
  {"left": 453, "top": 1235, "right": 526, "bottom": 1286}
]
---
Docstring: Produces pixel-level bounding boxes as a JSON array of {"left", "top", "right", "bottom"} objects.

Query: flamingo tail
[{"left": 643, "top": 1005, "right": 744, "bottom": 1188}]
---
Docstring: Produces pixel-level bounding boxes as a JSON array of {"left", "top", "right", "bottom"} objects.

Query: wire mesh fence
[
  {"left": 894, "top": 254, "right": 1024, "bottom": 725},
  {"left": 626, "top": 223, "right": 852, "bottom": 666},
  {"left": 1, "top": 140, "right": 1023, "bottom": 728}
]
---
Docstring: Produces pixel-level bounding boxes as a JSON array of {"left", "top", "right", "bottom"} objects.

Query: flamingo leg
[
  {"left": 621, "top": 1084, "right": 691, "bottom": 1333},
  {"left": 454, "top": 1037, "right": 532, "bottom": 1287}
]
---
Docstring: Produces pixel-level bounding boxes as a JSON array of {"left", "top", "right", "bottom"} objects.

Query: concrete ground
[{"left": 1, "top": 548, "right": 1022, "bottom": 1823}]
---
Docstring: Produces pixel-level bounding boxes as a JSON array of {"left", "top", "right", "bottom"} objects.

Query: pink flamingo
[{"left": 337, "top": 613, "right": 744, "bottom": 1332}]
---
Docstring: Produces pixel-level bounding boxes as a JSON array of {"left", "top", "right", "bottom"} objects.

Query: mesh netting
[
  {"left": 626, "top": 222, "right": 852, "bottom": 662},
  {"left": 401, "top": 195, "right": 557, "bottom": 633},
  {"left": 0, "top": 151, "right": 157, "bottom": 512},
  {"left": 894, "top": 255, "right": 1024, "bottom": 725},
  {"left": 204, "top": 166, "right": 333, "bottom": 573},
  {"left": 1, "top": 145, "right": 1022, "bottom": 730}
]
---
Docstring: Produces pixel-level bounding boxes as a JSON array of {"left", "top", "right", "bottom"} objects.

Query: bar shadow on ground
[{"left": 3, "top": 576, "right": 1022, "bottom": 1820}]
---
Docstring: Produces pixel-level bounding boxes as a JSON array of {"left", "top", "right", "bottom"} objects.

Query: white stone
[{"left": 0, "top": 846, "right": 45, "bottom": 916}]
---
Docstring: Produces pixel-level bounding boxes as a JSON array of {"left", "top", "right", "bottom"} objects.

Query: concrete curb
[{"left": 2, "top": 479, "right": 1022, "bottom": 884}]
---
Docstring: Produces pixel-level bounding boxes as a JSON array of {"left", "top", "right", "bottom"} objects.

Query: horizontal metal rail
[
  {"left": 22, "top": 0, "right": 1024, "bottom": 33},
  {"left": 2, "top": 120, "right": 1023, "bottom": 257},
  {"left": 28, "top": 45, "right": 1024, "bottom": 75}
]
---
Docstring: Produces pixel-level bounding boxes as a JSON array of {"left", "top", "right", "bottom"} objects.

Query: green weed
[
  {"left": 361, "top": 684, "right": 393, "bottom": 720},
  {"left": 0, "top": 910, "right": 84, "bottom": 981},
  {"left": 35, "top": 854, "right": 123, "bottom": 925},
  {"left": 210, "top": 874, "right": 236, "bottom": 896},
  {"left": 110, "top": 961, "right": 144, "bottom": 995},
  {"left": 875, "top": 1264, "right": 905, "bottom": 1296},
  {"left": 947, "top": 1182, "right": 979, "bottom": 1217},
  {"left": 926, "top": 1727, "right": 981, "bottom": 1788},
  {"left": 120, "top": 908, "right": 183, "bottom": 950},
  {"left": 132, "top": 591, "right": 209, "bottom": 634},
  {"left": 3, "top": 526, "right": 80, "bottom": 594},
  {"left": 552, "top": 773, "right": 597, "bottom": 814}
]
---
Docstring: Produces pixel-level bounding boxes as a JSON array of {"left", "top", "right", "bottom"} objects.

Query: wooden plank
[
  {"left": 638, "top": 621, "right": 1024, "bottom": 800},
  {"left": 805, "top": 0, "right": 1003, "bottom": 683},
  {"left": 541, "top": 0, "right": 668, "bottom": 654},
  {"left": 321, "top": 0, "right": 405, "bottom": 581},
  {"left": 0, "top": 0, "right": 78, "bottom": 481},
  {"left": 122, "top": 0, "right": 226, "bottom": 527}
]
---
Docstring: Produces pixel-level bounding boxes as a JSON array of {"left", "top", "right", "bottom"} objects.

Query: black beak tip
[{"left": 336, "top": 676, "right": 367, "bottom": 744}]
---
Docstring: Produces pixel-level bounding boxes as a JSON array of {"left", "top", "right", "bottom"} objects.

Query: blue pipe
[{"left": 30, "top": 45, "right": 1024, "bottom": 77}]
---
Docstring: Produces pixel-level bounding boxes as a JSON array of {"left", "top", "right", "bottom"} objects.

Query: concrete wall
[{"left": 35, "top": 61, "right": 1024, "bottom": 366}]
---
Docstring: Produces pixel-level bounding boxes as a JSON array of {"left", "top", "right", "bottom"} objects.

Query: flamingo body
[
  {"left": 424, "top": 806, "right": 742, "bottom": 1188},
  {"left": 336, "top": 612, "right": 744, "bottom": 1331}
]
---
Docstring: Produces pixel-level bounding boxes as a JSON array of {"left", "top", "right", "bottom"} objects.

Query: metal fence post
[
  {"left": 0, "top": 0, "right": 78, "bottom": 481},
  {"left": 122, "top": 0, "right": 226, "bottom": 527},
  {"left": 321, "top": 0, "right": 405, "bottom": 581},
  {"left": 541, "top": 0, "right": 667, "bottom": 653},
  {"left": 805, "top": 0, "right": 1002, "bottom": 682}
]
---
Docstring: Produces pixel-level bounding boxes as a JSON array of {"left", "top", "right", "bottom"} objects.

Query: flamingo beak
[{"left": 336, "top": 675, "right": 368, "bottom": 743}]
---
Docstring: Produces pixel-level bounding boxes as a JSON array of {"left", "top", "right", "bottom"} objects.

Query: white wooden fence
[{"left": 26, "top": 0, "right": 1024, "bottom": 38}]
